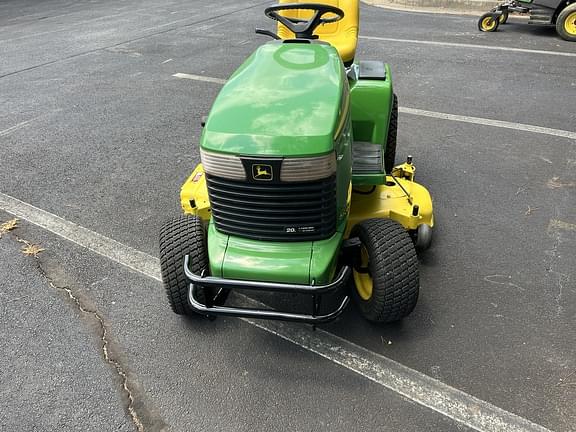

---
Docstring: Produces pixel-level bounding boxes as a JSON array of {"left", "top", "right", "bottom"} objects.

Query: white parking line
[
  {"left": 360, "top": 35, "right": 576, "bottom": 58},
  {"left": 0, "top": 190, "right": 551, "bottom": 432},
  {"left": 400, "top": 107, "right": 576, "bottom": 140},
  {"left": 173, "top": 73, "right": 576, "bottom": 141},
  {"left": 0, "top": 118, "right": 35, "bottom": 137},
  {"left": 173, "top": 72, "right": 226, "bottom": 84}
]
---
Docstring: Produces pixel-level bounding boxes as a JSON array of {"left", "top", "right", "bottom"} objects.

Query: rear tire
[
  {"left": 384, "top": 94, "right": 398, "bottom": 173},
  {"left": 478, "top": 13, "right": 499, "bottom": 32},
  {"left": 351, "top": 219, "right": 419, "bottom": 323},
  {"left": 159, "top": 215, "right": 213, "bottom": 316},
  {"left": 556, "top": 4, "right": 576, "bottom": 42}
]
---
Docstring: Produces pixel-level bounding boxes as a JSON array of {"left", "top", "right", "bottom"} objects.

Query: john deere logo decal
[{"left": 252, "top": 164, "right": 273, "bottom": 181}]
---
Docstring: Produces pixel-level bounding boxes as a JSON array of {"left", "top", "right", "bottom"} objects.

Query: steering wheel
[{"left": 264, "top": 3, "right": 345, "bottom": 39}]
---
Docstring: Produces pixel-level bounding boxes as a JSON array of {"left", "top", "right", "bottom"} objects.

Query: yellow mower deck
[
  {"left": 346, "top": 161, "right": 434, "bottom": 237},
  {"left": 180, "top": 162, "right": 433, "bottom": 236}
]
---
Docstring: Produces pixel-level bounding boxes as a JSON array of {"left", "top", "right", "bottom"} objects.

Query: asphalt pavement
[{"left": 1, "top": 1, "right": 575, "bottom": 431}]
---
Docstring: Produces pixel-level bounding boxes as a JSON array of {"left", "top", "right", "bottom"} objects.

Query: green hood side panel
[
  {"left": 201, "top": 42, "right": 345, "bottom": 157},
  {"left": 207, "top": 222, "right": 346, "bottom": 285},
  {"left": 207, "top": 222, "right": 228, "bottom": 278},
  {"left": 309, "top": 224, "right": 346, "bottom": 284},
  {"left": 349, "top": 64, "right": 393, "bottom": 184},
  {"left": 349, "top": 64, "right": 393, "bottom": 146}
]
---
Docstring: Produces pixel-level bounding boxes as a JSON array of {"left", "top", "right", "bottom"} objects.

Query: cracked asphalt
[
  {"left": 1, "top": 0, "right": 575, "bottom": 431},
  {"left": 0, "top": 228, "right": 134, "bottom": 432}
]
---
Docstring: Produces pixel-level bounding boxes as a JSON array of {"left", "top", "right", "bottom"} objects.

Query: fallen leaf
[
  {"left": 547, "top": 177, "right": 576, "bottom": 189},
  {"left": 0, "top": 218, "right": 19, "bottom": 237},
  {"left": 21, "top": 243, "right": 45, "bottom": 256}
]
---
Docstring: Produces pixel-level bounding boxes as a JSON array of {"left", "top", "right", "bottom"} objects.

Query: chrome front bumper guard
[{"left": 184, "top": 255, "right": 351, "bottom": 324}]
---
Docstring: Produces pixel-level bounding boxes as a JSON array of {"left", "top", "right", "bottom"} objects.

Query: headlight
[
  {"left": 200, "top": 149, "right": 246, "bottom": 180},
  {"left": 280, "top": 153, "right": 337, "bottom": 182},
  {"left": 200, "top": 149, "right": 336, "bottom": 182}
]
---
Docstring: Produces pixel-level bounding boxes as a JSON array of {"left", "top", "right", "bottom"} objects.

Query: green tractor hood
[{"left": 201, "top": 42, "right": 345, "bottom": 157}]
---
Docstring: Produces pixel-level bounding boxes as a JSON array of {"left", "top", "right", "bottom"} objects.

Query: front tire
[
  {"left": 478, "top": 13, "right": 500, "bottom": 32},
  {"left": 556, "top": 4, "right": 576, "bottom": 42},
  {"left": 159, "top": 215, "right": 213, "bottom": 316},
  {"left": 351, "top": 219, "right": 419, "bottom": 323}
]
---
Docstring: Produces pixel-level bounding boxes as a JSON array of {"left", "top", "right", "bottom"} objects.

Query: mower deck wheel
[
  {"left": 414, "top": 224, "right": 433, "bottom": 251},
  {"left": 351, "top": 219, "right": 419, "bottom": 323},
  {"left": 478, "top": 13, "right": 500, "bottom": 32},
  {"left": 556, "top": 4, "right": 576, "bottom": 42},
  {"left": 159, "top": 215, "right": 214, "bottom": 316},
  {"left": 384, "top": 93, "right": 398, "bottom": 174}
]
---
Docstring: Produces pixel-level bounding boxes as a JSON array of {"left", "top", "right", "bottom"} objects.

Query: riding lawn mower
[
  {"left": 160, "top": 1, "right": 435, "bottom": 325},
  {"left": 478, "top": 0, "right": 576, "bottom": 41}
]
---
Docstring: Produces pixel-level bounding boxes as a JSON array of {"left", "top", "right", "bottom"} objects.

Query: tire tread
[
  {"left": 159, "top": 216, "right": 208, "bottom": 315},
  {"left": 352, "top": 218, "right": 419, "bottom": 323}
]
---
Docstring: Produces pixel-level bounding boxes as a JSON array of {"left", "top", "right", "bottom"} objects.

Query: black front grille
[{"left": 206, "top": 175, "right": 337, "bottom": 241}]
